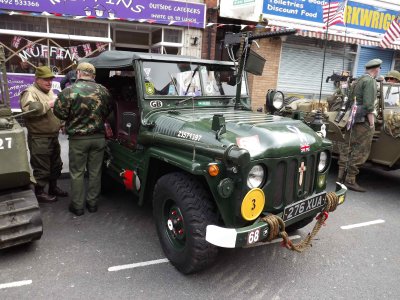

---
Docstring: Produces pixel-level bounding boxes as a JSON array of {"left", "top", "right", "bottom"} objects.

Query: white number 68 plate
[{"left": 247, "top": 228, "right": 260, "bottom": 245}]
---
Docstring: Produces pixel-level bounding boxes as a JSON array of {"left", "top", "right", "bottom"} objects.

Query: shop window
[
  {"left": 151, "top": 29, "right": 162, "bottom": 44},
  {"left": 49, "top": 19, "right": 107, "bottom": 37},
  {"left": 164, "top": 29, "right": 182, "bottom": 43},
  {"left": 1, "top": 35, "right": 106, "bottom": 75},
  {"left": 116, "top": 30, "right": 149, "bottom": 46},
  {"left": 0, "top": 15, "right": 46, "bottom": 32}
]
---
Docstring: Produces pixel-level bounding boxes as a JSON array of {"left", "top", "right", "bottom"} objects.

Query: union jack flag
[
  {"left": 82, "top": 43, "right": 92, "bottom": 56},
  {"left": 96, "top": 42, "right": 106, "bottom": 52},
  {"left": 346, "top": 101, "right": 357, "bottom": 130},
  {"left": 380, "top": 17, "right": 400, "bottom": 48},
  {"left": 25, "top": 42, "right": 35, "bottom": 54},
  {"left": 300, "top": 143, "right": 310, "bottom": 153},
  {"left": 11, "top": 36, "right": 22, "bottom": 48},
  {"left": 322, "top": 0, "right": 348, "bottom": 28},
  {"left": 70, "top": 46, "right": 80, "bottom": 60}
]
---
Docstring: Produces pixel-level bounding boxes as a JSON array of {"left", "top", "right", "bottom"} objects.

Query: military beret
[
  {"left": 77, "top": 62, "right": 96, "bottom": 75},
  {"left": 385, "top": 70, "right": 400, "bottom": 81},
  {"left": 365, "top": 58, "right": 382, "bottom": 69},
  {"left": 35, "top": 66, "right": 55, "bottom": 79}
]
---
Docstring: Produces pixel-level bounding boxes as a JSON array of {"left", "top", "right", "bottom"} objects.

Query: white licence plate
[{"left": 282, "top": 192, "right": 326, "bottom": 222}]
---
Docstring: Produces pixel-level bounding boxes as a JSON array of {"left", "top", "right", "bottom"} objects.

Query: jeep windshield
[
  {"left": 141, "top": 61, "right": 248, "bottom": 98},
  {"left": 382, "top": 83, "right": 400, "bottom": 109}
]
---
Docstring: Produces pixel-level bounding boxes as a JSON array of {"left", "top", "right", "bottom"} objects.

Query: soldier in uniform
[
  {"left": 384, "top": 70, "right": 400, "bottom": 83},
  {"left": 337, "top": 58, "right": 382, "bottom": 192},
  {"left": 20, "top": 66, "right": 68, "bottom": 202},
  {"left": 54, "top": 62, "right": 111, "bottom": 216}
]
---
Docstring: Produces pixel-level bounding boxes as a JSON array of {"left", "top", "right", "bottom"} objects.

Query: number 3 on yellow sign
[{"left": 241, "top": 188, "right": 265, "bottom": 221}]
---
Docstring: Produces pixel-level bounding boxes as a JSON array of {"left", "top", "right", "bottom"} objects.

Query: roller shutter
[
  {"left": 356, "top": 46, "right": 394, "bottom": 77},
  {"left": 277, "top": 36, "right": 353, "bottom": 98}
]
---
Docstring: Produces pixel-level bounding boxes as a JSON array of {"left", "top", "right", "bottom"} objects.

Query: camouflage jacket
[{"left": 54, "top": 79, "right": 111, "bottom": 137}]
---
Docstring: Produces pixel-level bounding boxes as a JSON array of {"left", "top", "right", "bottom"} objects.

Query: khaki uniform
[
  {"left": 338, "top": 74, "right": 376, "bottom": 183},
  {"left": 20, "top": 84, "right": 62, "bottom": 187}
]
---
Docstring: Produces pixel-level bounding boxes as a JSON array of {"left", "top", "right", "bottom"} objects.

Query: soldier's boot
[
  {"left": 336, "top": 168, "right": 345, "bottom": 183},
  {"left": 35, "top": 185, "right": 57, "bottom": 203},
  {"left": 344, "top": 178, "right": 366, "bottom": 193},
  {"left": 49, "top": 180, "right": 69, "bottom": 197}
]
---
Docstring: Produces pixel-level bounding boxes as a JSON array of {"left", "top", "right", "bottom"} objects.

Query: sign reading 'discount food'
[
  {"left": 0, "top": 0, "right": 205, "bottom": 28},
  {"left": 263, "top": 0, "right": 398, "bottom": 35}
]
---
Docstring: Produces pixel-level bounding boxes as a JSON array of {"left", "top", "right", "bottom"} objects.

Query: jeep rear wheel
[{"left": 153, "top": 172, "right": 218, "bottom": 274}]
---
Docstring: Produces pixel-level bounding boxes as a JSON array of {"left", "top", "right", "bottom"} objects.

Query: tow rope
[{"left": 261, "top": 192, "right": 340, "bottom": 253}]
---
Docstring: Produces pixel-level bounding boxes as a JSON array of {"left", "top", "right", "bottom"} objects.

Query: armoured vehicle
[
  {"left": 0, "top": 46, "right": 43, "bottom": 249},
  {"left": 273, "top": 73, "right": 400, "bottom": 171},
  {"left": 83, "top": 29, "right": 347, "bottom": 274}
]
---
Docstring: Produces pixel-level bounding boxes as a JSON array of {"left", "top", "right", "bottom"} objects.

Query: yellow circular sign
[{"left": 241, "top": 188, "right": 265, "bottom": 221}]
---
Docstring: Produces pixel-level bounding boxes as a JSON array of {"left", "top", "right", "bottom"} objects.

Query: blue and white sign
[{"left": 263, "top": 0, "right": 398, "bottom": 34}]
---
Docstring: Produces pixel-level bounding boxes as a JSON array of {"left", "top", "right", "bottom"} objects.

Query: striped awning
[{"left": 270, "top": 26, "right": 400, "bottom": 50}]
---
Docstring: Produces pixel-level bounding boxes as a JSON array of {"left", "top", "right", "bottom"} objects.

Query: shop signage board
[
  {"left": 0, "top": 0, "right": 206, "bottom": 29},
  {"left": 222, "top": 0, "right": 398, "bottom": 35},
  {"left": 263, "top": 0, "right": 397, "bottom": 35},
  {"left": 5, "top": 74, "right": 62, "bottom": 110}
]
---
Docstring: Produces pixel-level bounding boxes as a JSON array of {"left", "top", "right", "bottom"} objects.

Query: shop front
[
  {"left": 218, "top": 0, "right": 400, "bottom": 109},
  {"left": 0, "top": 0, "right": 206, "bottom": 110}
]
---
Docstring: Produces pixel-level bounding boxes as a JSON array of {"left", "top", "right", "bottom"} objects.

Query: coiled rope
[{"left": 261, "top": 192, "right": 340, "bottom": 253}]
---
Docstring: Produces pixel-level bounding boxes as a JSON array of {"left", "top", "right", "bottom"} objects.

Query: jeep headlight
[
  {"left": 247, "top": 165, "right": 265, "bottom": 188},
  {"left": 318, "top": 151, "right": 329, "bottom": 172},
  {"left": 266, "top": 89, "right": 284, "bottom": 113}
]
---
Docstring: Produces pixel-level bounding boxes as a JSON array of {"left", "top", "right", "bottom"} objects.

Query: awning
[
  {"left": 269, "top": 23, "right": 400, "bottom": 50},
  {"left": 295, "top": 29, "right": 400, "bottom": 50}
]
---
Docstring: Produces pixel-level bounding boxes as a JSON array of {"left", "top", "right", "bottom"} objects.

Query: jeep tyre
[{"left": 153, "top": 172, "right": 218, "bottom": 274}]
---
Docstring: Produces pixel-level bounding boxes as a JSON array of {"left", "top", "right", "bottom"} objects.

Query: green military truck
[
  {"left": 0, "top": 46, "right": 43, "bottom": 249},
  {"left": 83, "top": 30, "right": 347, "bottom": 274}
]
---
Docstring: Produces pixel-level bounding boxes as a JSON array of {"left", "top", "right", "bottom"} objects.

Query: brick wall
[
  {"left": 201, "top": 7, "right": 218, "bottom": 60},
  {"left": 247, "top": 37, "right": 282, "bottom": 111}
]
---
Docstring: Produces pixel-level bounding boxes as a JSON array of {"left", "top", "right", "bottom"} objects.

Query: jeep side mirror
[{"left": 122, "top": 112, "right": 137, "bottom": 135}]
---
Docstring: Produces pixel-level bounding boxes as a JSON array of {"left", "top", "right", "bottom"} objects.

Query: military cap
[
  {"left": 365, "top": 58, "right": 382, "bottom": 69},
  {"left": 77, "top": 62, "right": 96, "bottom": 75},
  {"left": 385, "top": 70, "right": 400, "bottom": 81},
  {"left": 35, "top": 66, "right": 55, "bottom": 79}
]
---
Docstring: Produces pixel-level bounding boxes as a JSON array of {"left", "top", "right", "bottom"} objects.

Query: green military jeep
[
  {"left": 274, "top": 77, "right": 400, "bottom": 171},
  {"left": 83, "top": 31, "right": 347, "bottom": 274}
]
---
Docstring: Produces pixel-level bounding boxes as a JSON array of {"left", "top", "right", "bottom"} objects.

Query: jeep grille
[{"left": 267, "top": 154, "right": 317, "bottom": 209}]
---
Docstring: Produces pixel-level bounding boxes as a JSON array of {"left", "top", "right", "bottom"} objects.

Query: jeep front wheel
[{"left": 153, "top": 172, "right": 218, "bottom": 274}]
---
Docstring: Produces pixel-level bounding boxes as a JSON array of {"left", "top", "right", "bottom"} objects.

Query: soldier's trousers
[
  {"left": 338, "top": 122, "right": 374, "bottom": 182},
  {"left": 27, "top": 135, "right": 63, "bottom": 187},
  {"left": 69, "top": 136, "right": 105, "bottom": 209}
]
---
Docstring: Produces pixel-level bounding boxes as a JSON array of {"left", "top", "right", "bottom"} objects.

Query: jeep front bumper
[{"left": 206, "top": 182, "right": 347, "bottom": 248}]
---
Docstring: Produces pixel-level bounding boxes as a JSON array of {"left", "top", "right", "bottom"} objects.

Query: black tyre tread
[{"left": 153, "top": 172, "right": 218, "bottom": 274}]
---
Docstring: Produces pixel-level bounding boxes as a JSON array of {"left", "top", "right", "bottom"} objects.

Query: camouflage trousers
[
  {"left": 27, "top": 135, "right": 63, "bottom": 187},
  {"left": 69, "top": 137, "right": 105, "bottom": 209},
  {"left": 337, "top": 122, "right": 374, "bottom": 183}
]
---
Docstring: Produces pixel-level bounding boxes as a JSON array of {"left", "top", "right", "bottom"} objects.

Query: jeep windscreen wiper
[{"left": 184, "top": 66, "right": 200, "bottom": 96}]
